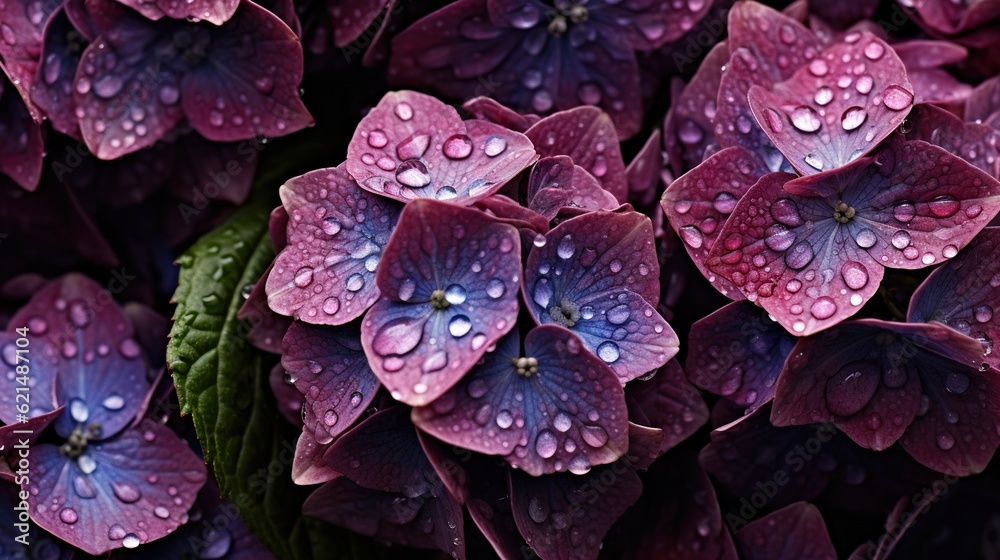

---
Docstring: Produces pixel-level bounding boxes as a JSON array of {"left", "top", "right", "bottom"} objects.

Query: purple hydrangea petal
[
  {"left": 627, "top": 359, "right": 709, "bottom": 454},
  {"left": 268, "top": 362, "right": 302, "bottom": 427},
  {"left": 30, "top": 9, "right": 84, "bottom": 140},
  {"left": 303, "top": 476, "right": 465, "bottom": 558},
  {"left": 966, "top": 74, "right": 1000, "bottom": 129},
  {"left": 909, "top": 227, "right": 1000, "bottom": 363},
  {"left": 239, "top": 263, "right": 292, "bottom": 355},
  {"left": 474, "top": 193, "right": 551, "bottom": 235},
  {"left": 0, "top": 330, "right": 57, "bottom": 424},
  {"left": 281, "top": 321, "right": 380, "bottom": 443},
  {"left": 462, "top": 95, "right": 540, "bottom": 133},
  {"left": 412, "top": 325, "right": 629, "bottom": 476},
  {"left": 166, "top": 134, "right": 257, "bottom": 206},
  {"left": 628, "top": 450, "right": 738, "bottom": 560},
  {"left": 625, "top": 129, "right": 663, "bottom": 207},
  {"left": 0, "top": 68, "right": 44, "bottom": 190},
  {"left": 113, "top": 0, "right": 239, "bottom": 26},
  {"left": 661, "top": 146, "right": 770, "bottom": 300},
  {"left": 328, "top": 0, "right": 390, "bottom": 47},
  {"left": 735, "top": 502, "right": 837, "bottom": 560},
  {"left": 625, "top": 422, "right": 665, "bottom": 470},
  {"left": 291, "top": 429, "right": 340, "bottom": 486},
  {"left": 748, "top": 32, "right": 912, "bottom": 175},
  {"left": 524, "top": 210, "right": 678, "bottom": 381},
  {"left": 509, "top": 461, "right": 641, "bottom": 560},
  {"left": 527, "top": 156, "right": 618, "bottom": 221},
  {"left": 585, "top": 0, "right": 712, "bottom": 51},
  {"left": 265, "top": 166, "right": 402, "bottom": 326},
  {"left": 347, "top": 90, "right": 536, "bottom": 204},
  {"left": 707, "top": 140, "right": 1000, "bottom": 336},
  {"left": 0, "top": 0, "right": 57, "bottom": 109},
  {"left": 361, "top": 200, "right": 521, "bottom": 406},
  {"left": 903, "top": 103, "right": 999, "bottom": 178},
  {"left": 908, "top": 0, "right": 1000, "bottom": 36},
  {"left": 687, "top": 301, "right": 797, "bottom": 413},
  {"left": 179, "top": 1, "right": 312, "bottom": 141},
  {"left": 663, "top": 41, "right": 727, "bottom": 175},
  {"left": 28, "top": 420, "right": 206, "bottom": 555},
  {"left": 525, "top": 106, "right": 628, "bottom": 203}
]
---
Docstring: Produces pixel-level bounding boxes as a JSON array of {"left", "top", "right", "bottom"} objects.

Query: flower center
[
  {"left": 547, "top": 4, "right": 588, "bottom": 35},
  {"left": 833, "top": 201, "right": 856, "bottom": 224},
  {"left": 513, "top": 356, "right": 539, "bottom": 377},
  {"left": 430, "top": 289, "right": 450, "bottom": 310},
  {"left": 548, "top": 298, "right": 581, "bottom": 328},
  {"left": 59, "top": 423, "right": 102, "bottom": 459}
]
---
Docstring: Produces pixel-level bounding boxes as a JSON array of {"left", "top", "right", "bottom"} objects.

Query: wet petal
[
  {"left": 114, "top": 0, "right": 239, "bottom": 26},
  {"left": 527, "top": 156, "right": 618, "bottom": 221},
  {"left": 627, "top": 359, "right": 709, "bottom": 455},
  {"left": 735, "top": 502, "right": 837, "bottom": 560},
  {"left": 0, "top": 68, "right": 44, "bottom": 190}
]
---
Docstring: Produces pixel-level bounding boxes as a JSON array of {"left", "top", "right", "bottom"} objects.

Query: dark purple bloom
[
  {"left": 73, "top": 0, "right": 311, "bottom": 159},
  {"left": 687, "top": 300, "right": 797, "bottom": 414},
  {"left": 771, "top": 320, "right": 1000, "bottom": 476},
  {"left": 388, "top": 0, "right": 712, "bottom": 139},
  {"left": 361, "top": 199, "right": 522, "bottom": 406},
  {"left": 524, "top": 210, "right": 678, "bottom": 381},
  {"left": 902, "top": 102, "right": 999, "bottom": 178},
  {"left": 706, "top": 139, "right": 1000, "bottom": 335},
  {"left": 346, "top": 90, "right": 536, "bottom": 204},
  {"left": 412, "top": 325, "right": 629, "bottom": 476},
  {"left": 265, "top": 165, "right": 402, "bottom": 326},
  {"left": 662, "top": 40, "right": 728, "bottom": 176},
  {"left": 304, "top": 407, "right": 465, "bottom": 558},
  {"left": 735, "top": 502, "right": 837, "bottom": 560},
  {"left": 626, "top": 359, "right": 709, "bottom": 455},
  {"left": 0, "top": 274, "right": 206, "bottom": 554}
]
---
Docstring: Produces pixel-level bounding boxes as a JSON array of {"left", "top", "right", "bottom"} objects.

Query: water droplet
[
  {"left": 893, "top": 203, "right": 916, "bottom": 223},
  {"left": 443, "top": 134, "right": 473, "bottom": 159},
  {"left": 882, "top": 85, "right": 914, "bottom": 111},
  {"left": 485, "top": 279, "right": 506, "bottom": 299},
  {"left": 863, "top": 41, "right": 885, "bottom": 60},
  {"left": 937, "top": 433, "right": 955, "bottom": 450},
  {"left": 841, "top": 107, "right": 867, "bottom": 131},
  {"left": 814, "top": 86, "right": 833, "bottom": 106},
  {"left": 59, "top": 508, "right": 78, "bottom": 524},
  {"left": 119, "top": 338, "right": 142, "bottom": 359},
  {"left": 784, "top": 242, "right": 815, "bottom": 270},
  {"left": 764, "top": 224, "right": 794, "bottom": 252},
  {"left": 771, "top": 199, "right": 802, "bottom": 227},
  {"left": 70, "top": 399, "right": 89, "bottom": 423},
  {"left": 444, "top": 284, "right": 467, "bottom": 305},
  {"left": 448, "top": 315, "right": 472, "bottom": 337},
  {"left": 497, "top": 410, "right": 514, "bottom": 429},
  {"left": 581, "top": 425, "right": 608, "bottom": 447},
  {"left": 323, "top": 410, "right": 339, "bottom": 426},
  {"left": 367, "top": 129, "right": 388, "bottom": 148},
  {"left": 102, "top": 394, "right": 125, "bottom": 411},
  {"left": 810, "top": 297, "right": 838, "bottom": 320},
  {"left": 809, "top": 58, "right": 829, "bottom": 76},
  {"left": 93, "top": 75, "right": 123, "bottom": 98},
  {"left": 77, "top": 454, "right": 97, "bottom": 474},
  {"left": 841, "top": 261, "right": 869, "bottom": 289},
  {"left": 293, "top": 267, "right": 314, "bottom": 288},
  {"left": 606, "top": 304, "right": 630, "bottom": 325},
  {"left": 123, "top": 534, "right": 141, "bottom": 549},
  {"left": 597, "top": 341, "right": 620, "bottom": 363},
  {"left": 804, "top": 153, "right": 824, "bottom": 170},
  {"left": 154, "top": 506, "right": 170, "bottom": 519},
  {"left": 396, "top": 132, "right": 430, "bottom": 161},
  {"left": 528, "top": 497, "right": 549, "bottom": 523},
  {"left": 557, "top": 235, "right": 575, "bottom": 259},
  {"left": 345, "top": 273, "right": 365, "bottom": 292},
  {"left": 855, "top": 228, "right": 877, "bottom": 249},
  {"left": 395, "top": 159, "right": 431, "bottom": 188},
  {"left": 108, "top": 525, "right": 127, "bottom": 540},
  {"left": 826, "top": 363, "right": 880, "bottom": 416},
  {"left": 535, "top": 430, "right": 558, "bottom": 458},
  {"left": 484, "top": 136, "right": 507, "bottom": 156},
  {"left": 679, "top": 120, "right": 704, "bottom": 143},
  {"left": 679, "top": 226, "right": 704, "bottom": 249},
  {"left": 928, "top": 195, "right": 960, "bottom": 218},
  {"left": 395, "top": 102, "right": 414, "bottom": 121},
  {"left": 112, "top": 482, "right": 142, "bottom": 504},
  {"left": 855, "top": 75, "right": 873, "bottom": 95},
  {"left": 712, "top": 192, "right": 738, "bottom": 214},
  {"left": 553, "top": 412, "right": 573, "bottom": 433}
]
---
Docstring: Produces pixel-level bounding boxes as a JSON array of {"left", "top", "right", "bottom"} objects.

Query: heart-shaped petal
[
  {"left": 266, "top": 166, "right": 402, "bottom": 326},
  {"left": 347, "top": 90, "right": 535, "bottom": 204},
  {"left": 626, "top": 359, "right": 709, "bottom": 455},
  {"left": 361, "top": 199, "right": 521, "bottom": 406},
  {"left": 412, "top": 325, "right": 629, "bottom": 476},
  {"left": 527, "top": 156, "right": 618, "bottom": 220}
]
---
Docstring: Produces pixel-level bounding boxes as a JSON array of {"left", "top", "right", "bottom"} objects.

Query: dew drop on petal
[
  {"left": 367, "top": 129, "right": 388, "bottom": 148},
  {"left": 557, "top": 235, "right": 575, "bottom": 259},
  {"left": 928, "top": 195, "right": 960, "bottom": 218},
  {"left": 444, "top": 284, "right": 467, "bottom": 305},
  {"left": 448, "top": 315, "right": 472, "bottom": 338},
  {"left": 893, "top": 203, "right": 916, "bottom": 223},
  {"left": 882, "top": 85, "right": 914, "bottom": 111},
  {"left": 841, "top": 261, "right": 869, "bottom": 290},
  {"left": 841, "top": 107, "right": 867, "bottom": 131},
  {"left": 937, "top": 433, "right": 955, "bottom": 450},
  {"left": 59, "top": 508, "right": 78, "bottom": 524},
  {"left": 443, "top": 134, "right": 473, "bottom": 159},
  {"left": 810, "top": 297, "right": 838, "bottom": 320},
  {"left": 395, "top": 160, "right": 431, "bottom": 188},
  {"left": 395, "top": 102, "right": 413, "bottom": 121},
  {"left": 855, "top": 228, "right": 877, "bottom": 249},
  {"left": 535, "top": 430, "right": 558, "bottom": 458},
  {"left": 484, "top": 136, "right": 507, "bottom": 156},
  {"left": 597, "top": 341, "right": 620, "bottom": 363},
  {"left": 679, "top": 226, "right": 704, "bottom": 249},
  {"left": 945, "top": 372, "right": 970, "bottom": 394},
  {"left": 814, "top": 87, "right": 833, "bottom": 106},
  {"left": 863, "top": 41, "right": 885, "bottom": 60},
  {"left": 102, "top": 394, "right": 125, "bottom": 411},
  {"left": 790, "top": 106, "right": 821, "bottom": 133},
  {"left": 122, "top": 534, "right": 141, "bottom": 549}
]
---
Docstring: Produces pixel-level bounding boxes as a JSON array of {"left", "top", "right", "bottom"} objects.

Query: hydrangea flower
[{"left": 0, "top": 274, "right": 206, "bottom": 554}]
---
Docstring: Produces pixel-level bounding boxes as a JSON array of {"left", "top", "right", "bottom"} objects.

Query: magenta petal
[
  {"left": 748, "top": 32, "right": 913, "bottom": 175},
  {"left": 113, "top": 0, "right": 239, "bottom": 25},
  {"left": 625, "top": 129, "right": 663, "bottom": 207},
  {"left": 509, "top": 462, "right": 641, "bottom": 560},
  {"left": 0, "top": 0, "right": 56, "bottom": 104},
  {"left": 462, "top": 96, "right": 540, "bottom": 133},
  {"left": 909, "top": 0, "right": 1000, "bottom": 36},
  {"left": 181, "top": 2, "right": 311, "bottom": 141},
  {"left": 966, "top": 75, "right": 1000, "bottom": 129},
  {"left": 28, "top": 421, "right": 206, "bottom": 555},
  {"left": 904, "top": 103, "right": 999, "bottom": 178},
  {"left": 661, "top": 146, "right": 770, "bottom": 300},
  {"left": 627, "top": 359, "right": 708, "bottom": 455},
  {"left": 413, "top": 325, "right": 629, "bottom": 476},
  {"left": 526, "top": 156, "right": 618, "bottom": 220},
  {"left": 727, "top": 2, "right": 820, "bottom": 84},
  {"left": 361, "top": 200, "right": 521, "bottom": 406},
  {"left": 687, "top": 301, "right": 797, "bottom": 413},
  {"left": 590, "top": 0, "right": 711, "bottom": 50},
  {"left": 329, "top": 0, "right": 391, "bottom": 46},
  {"left": 525, "top": 106, "right": 627, "bottom": 203},
  {"left": 0, "top": 69, "right": 44, "bottom": 190},
  {"left": 735, "top": 502, "right": 837, "bottom": 560},
  {"left": 265, "top": 166, "right": 402, "bottom": 326},
  {"left": 524, "top": 211, "right": 678, "bottom": 382},
  {"left": 347, "top": 90, "right": 535, "bottom": 204},
  {"left": 281, "top": 321, "right": 380, "bottom": 443}
]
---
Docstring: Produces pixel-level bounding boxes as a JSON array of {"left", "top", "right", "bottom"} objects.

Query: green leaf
[{"left": 167, "top": 153, "right": 384, "bottom": 560}]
